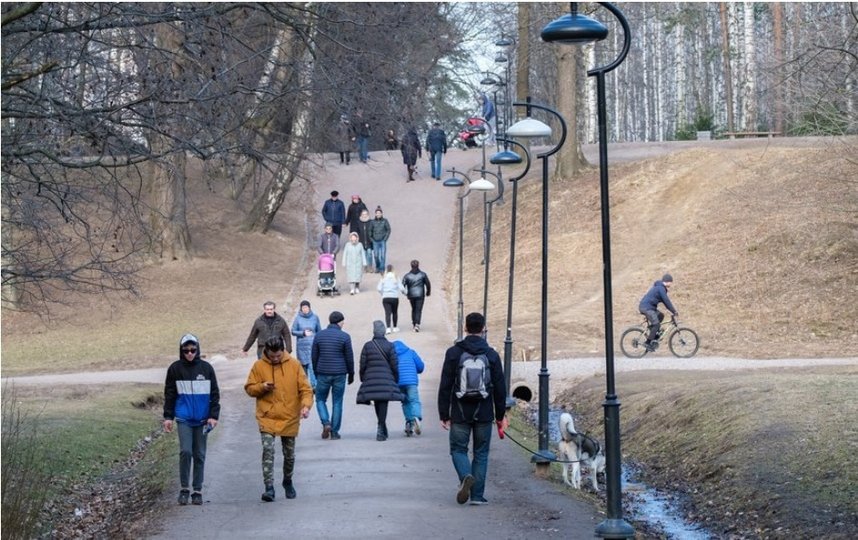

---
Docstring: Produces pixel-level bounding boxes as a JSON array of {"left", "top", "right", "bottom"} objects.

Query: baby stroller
[{"left": 317, "top": 253, "right": 339, "bottom": 297}]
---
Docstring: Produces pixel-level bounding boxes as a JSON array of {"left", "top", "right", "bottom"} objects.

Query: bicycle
[{"left": 620, "top": 316, "right": 700, "bottom": 358}]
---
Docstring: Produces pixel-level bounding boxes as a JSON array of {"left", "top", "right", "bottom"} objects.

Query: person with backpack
[{"left": 437, "top": 312, "right": 508, "bottom": 506}]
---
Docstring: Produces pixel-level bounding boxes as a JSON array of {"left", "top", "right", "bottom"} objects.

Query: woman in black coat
[
  {"left": 400, "top": 128, "right": 422, "bottom": 182},
  {"left": 356, "top": 320, "right": 402, "bottom": 441}
]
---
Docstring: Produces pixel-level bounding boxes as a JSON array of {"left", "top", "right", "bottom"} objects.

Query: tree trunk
[
  {"left": 741, "top": 2, "right": 758, "bottom": 130},
  {"left": 554, "top": 43, "right": 589, "bottom": 180},
  {"left": 515, "top": 2, "right": 530, "bottom": 122},
  {"left": 145, "top": 18, "right": 192, "bottom": 261},
  {"left": 243, "top": 18, "right": 315, "bottom": 233},
  {"left": 720, "top": 2, "right": 736, "bottom": 133},
  {"left": 773, "top": 2, "right": 785, "bottom": 134}
]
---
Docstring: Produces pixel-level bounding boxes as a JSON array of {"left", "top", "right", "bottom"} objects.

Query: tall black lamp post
[
  {"left": 541, "top": 3, "right": 634, "bottom": 538},
  {"left": 477, "top": 168, "right": 504, "bottom": 323},
  {"left": 506, "top": 101, "right": 567, "bottom": 471},
  {"left": 490, "top": 138, "right": 531, "bottom": 408},
  {"left": 443, "top": 168, "right": 495, "bottom": 341}
]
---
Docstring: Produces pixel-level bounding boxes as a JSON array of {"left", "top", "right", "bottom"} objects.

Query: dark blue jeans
[
  {"left": 429, "top": 151, "right": 443, "bottom": 178},
  {"left": 315, "top": 374, "right": 346, "bottom": 434},
  {"left": 449, "top": 421, "right": 492, "bottom": 500}
]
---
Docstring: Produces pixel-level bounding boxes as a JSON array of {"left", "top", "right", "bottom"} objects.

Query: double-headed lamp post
[
  {"left": 443, "top": 168, "right": 495, "bottom": 341},
  {"left": 506, "top": 100, "right": 567, "bottom": 472},
  {"left": 490, "top": 138, "right": 531, "bottom": 408},
  {"left": 541, "top": 3, "right": 634, "bottom": 538}
]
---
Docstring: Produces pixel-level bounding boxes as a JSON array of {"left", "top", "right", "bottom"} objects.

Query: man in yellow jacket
[{"left": 245, "top": 336, "right": 314, "bottom": 502}]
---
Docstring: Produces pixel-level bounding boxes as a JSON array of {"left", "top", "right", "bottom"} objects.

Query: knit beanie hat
[
  {"left": 373, "top": 320, "right": 386, "bottom": 337},
  {"left": 662, "top": 273, "right": 673, "bottom": 283}
]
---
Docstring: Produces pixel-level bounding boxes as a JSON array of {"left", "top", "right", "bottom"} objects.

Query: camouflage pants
[{"left": 260, "top": 432, "right": 295, "bottom": 485}]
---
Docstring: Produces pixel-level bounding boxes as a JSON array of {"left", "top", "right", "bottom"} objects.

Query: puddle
[{"left": 530, "top": 408, "right": 712, "bottom": 539}]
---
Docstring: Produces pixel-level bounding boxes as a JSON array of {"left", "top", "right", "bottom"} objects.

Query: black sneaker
[
  {"left": 405, "top": 421, "right": 413, "bottom": 437},
  {"left": 261, "top": 484, "right": 275, "bottom": 502},
  {"left": 283, "top": 480, "right": 297, "bottom": 499},
  {"left": 469, "top": 497, "right": 488, "bottom": 506},
  {"left": 322, "top": 423, "right": 331, "bottom": 439},
  {"left": 456, "top": 474, "right": 475, "bottom": 504},
  {"left": 191, "top": 492, "right": 203, "bottom": 505},
  {"left": 330, "top": 432, "right": 341, "bottom": 440},
  {"left": 177, "top": 489, "right": 190, "bottom": 506}
]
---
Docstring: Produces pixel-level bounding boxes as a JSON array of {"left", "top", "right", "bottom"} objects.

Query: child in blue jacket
[{"left": 393, "top": 340, "right": 424, "bottom": 436}]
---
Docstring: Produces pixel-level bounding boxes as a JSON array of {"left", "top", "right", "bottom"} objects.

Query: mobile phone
[{"left": 203, "top": 423, "right": 214, "bottom": 435}]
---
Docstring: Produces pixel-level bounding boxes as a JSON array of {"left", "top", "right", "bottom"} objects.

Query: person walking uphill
[
  {"left": 394, "top": 339, "right": 425, "bottom": 437},
  {"left": 245, "top": 336, "right": 314, "bottom": 502},
  {"left": 425, "top": 122, "right": 448, "bottom": 180},
  {"left": 163, "top": 333, "right": 221, "bottom": 506},
  {"left": 242, "top": 301, "right": 292, "bottom": 359},
  {"left": 369, "top": 206, "right": 391, "bottom": 273},
  {"left": 321, "top": 190, "right": 346, "bottom": 237},
  {"left": 437, "top": 312, "right": 508, "bottom": 506},
  {"left": 311, "top": 311, "right": 355, "bottom": 440},
  {"left": 402, "top": 259, "right": 431, "bottom": 332},
  {"left": 356, "top": 321, "right": 403, "bottom": 441},
  {"left": 378, "top": 264, "right": 406, "bottom": 334},
  {"left": 400, "top": 127, "right": 422, "bottom": 182},
  {"left": 291, "top": 300, "right": 322, "bottom": 388}
]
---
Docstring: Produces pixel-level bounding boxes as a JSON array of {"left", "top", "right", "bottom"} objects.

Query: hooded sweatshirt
[
  {"left": 639, "top": 280, "right": 677, "bottom": 315},
  {"left": 437, "top": 335, "right": 506, "bottom": 424},
  {"left": 245, "top": 350, "right": 314, "bottom": 436},
  {"left": 163, "top": 333, "right": 221, "bottom": 426}
]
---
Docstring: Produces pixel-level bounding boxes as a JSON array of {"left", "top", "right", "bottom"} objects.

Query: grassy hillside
[{"left": 460, "top": 138, "right": 858, "bottom": 359}]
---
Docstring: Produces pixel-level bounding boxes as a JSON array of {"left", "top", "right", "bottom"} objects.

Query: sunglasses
[{"left": 182, "top": 348, "right": 198, "bottom": 354}]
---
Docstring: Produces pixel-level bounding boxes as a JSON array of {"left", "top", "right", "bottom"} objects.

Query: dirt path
[{"left": 140, "top": 149, "right": 602, "bottom": 538}]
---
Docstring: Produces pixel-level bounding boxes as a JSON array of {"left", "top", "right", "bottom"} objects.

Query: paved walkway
[{"left": 147, "top": 148, "right": 602, "bottom": 539}]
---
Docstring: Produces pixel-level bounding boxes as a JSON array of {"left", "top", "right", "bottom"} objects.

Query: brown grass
[
  {"left": 558, "top": 365, "right": 858, "bottom": 538},
  {"left": 456, "top": 140, "right": 858, "bottom": 360}
]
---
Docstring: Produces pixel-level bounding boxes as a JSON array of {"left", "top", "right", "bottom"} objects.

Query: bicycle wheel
[
  {"left": 620, "top": 327, "right": 648, "bottom": 358},
  {"left": 669, "top": 327, "right": 700, "bottom": 358}
]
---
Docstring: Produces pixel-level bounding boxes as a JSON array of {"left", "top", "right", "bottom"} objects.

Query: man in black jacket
[
  {"left": 437, "top": 312, "right": 508, "bottom": 506},
  {"left": 401, "top": 259, "right": 431, "bottom": 332},
  {"left": 241, "top": 301, "right": 292, "bottom": 358}
]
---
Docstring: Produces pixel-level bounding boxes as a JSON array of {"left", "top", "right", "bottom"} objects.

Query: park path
[{"left": 146, "top": 148, "right": 602, "bottom": 539}]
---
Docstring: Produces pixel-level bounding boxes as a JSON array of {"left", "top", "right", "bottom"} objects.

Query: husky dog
[{"left": 557, "top": 412, "right": 606, "bottom": 490}]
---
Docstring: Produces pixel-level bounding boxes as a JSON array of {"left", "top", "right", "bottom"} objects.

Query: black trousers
[
  {"left": 331, "top": 224, "right": 342, "bottom": 237},
  {"left": 373, "top": 400, "right": 388, "bottom": 424},
  {"left": 382, "top": 297, "right": 399, "bottom": 327},
  {"left": 408, "top": 296, "right": 425, "bottom": 325}
]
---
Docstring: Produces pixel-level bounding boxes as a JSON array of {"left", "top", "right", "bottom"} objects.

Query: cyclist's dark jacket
[{"left": 639, "top": 281, "right": 677, "bottom": 315}]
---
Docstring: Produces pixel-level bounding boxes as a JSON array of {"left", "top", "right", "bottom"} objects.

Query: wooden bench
[{"left": 723, "top": 131, "right": 782, "bottom": 139}]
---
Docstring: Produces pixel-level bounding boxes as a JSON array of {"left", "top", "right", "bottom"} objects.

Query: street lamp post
[
  {"left": 490, "top": 138, "right": 531, "bottom": 408},
  {"left": 443, "top": 168, "right": 495, "bottom": 341},
  {"left": 541, "top": 3, "right": 634, "bottom": 538},
  {"left": 506, "top": 100, "right": 567, "bottom": 472},
  {"left": 477, "top": 169, "right": 504, "bottom": 323}
]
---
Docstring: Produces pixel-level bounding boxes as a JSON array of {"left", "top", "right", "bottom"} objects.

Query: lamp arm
[
  {"left": 587, "top": 2, "right": 631, "bottom": 77},
  {"left": 480, "top": 169, "right": 505, "bottom": 204},
  {"left": 511, "top": 101, "right": 568, "bottom": 159},
  {"left": 495, "top": 138, "right": 532, "bottom": 182}
]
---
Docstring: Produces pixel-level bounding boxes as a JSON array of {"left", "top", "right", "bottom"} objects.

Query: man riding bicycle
[{"left": 638, "top": 274, "right": 678, "bottom": 352}]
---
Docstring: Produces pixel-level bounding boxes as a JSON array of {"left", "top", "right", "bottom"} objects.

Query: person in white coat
[
  {"left": 342, "top": 232, "right": 366, "bottom": 295},
  {"left": 377, "top": 264, "right": 406, "bottom": 333}
]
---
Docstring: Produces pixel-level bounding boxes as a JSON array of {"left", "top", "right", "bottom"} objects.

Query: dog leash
[{"left": 503, "top": 429, "right": 587, "bottom": 464}]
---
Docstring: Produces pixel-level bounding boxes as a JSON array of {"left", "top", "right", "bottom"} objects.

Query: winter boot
[
  {"left": 261, "top": 484, "right": 276, "bottom": 502},
  {"left": 376, "top": 423, "right": 388, "bottom": 441},
  {"left": 282, "top": 478, "right": 297, "bottom": 499},
  {"left": 405, "top": 420, "right": 413, "bottom": 437}
]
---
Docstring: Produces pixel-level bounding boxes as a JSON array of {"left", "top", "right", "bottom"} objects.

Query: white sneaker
[
  {"left": 385, "top": 328, "right": 392, "bottom": 335},
  {"left": 393, "top": 327, "right": 400, "bottom": 333},
  {"left": 355, "top": 288, "right": 360, "bottom": 294}
]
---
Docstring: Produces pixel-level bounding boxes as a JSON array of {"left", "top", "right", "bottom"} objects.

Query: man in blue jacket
[
  {"left": 163, "top": 333, "right": 220, "bottom": 506},
  {"left": 321, "top": 191, "right": 346, "bottom": 237},
  {"left": 437, "top": 312, "right": 508, "bottom": 506},
  {"left": 311, "top": 311, "right": 354, "bottom": 440},
  {"left": 425, "top": 122, "right": 447, "bottom": 180},
  {"left": 638, "top": 273, "right": 679, "bottom": 351}
]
